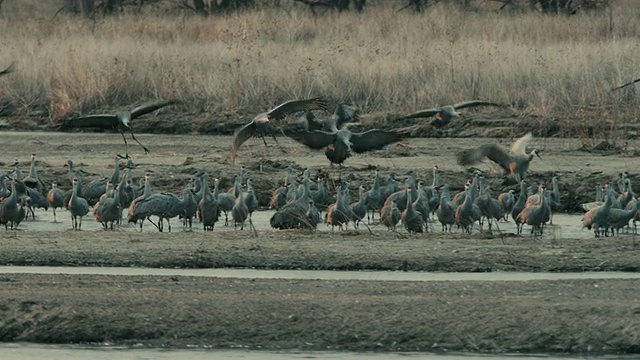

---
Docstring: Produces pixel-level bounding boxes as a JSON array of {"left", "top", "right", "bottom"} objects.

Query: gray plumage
[
  {"left": 326, "top": 182, "right": 353, "bottom": 231},
  {"left": 497, "top": 189, "right": 515, "bottom": 221},
  {"left": 232, "top": 185, "right": 251, "bottom": 230},
  {"left": 58, "top": 100, "right": 178, "bottom": 156},
  {"left": 362, "top": 170, "right": 383, "bottom": 223},
  {"left": 0, "top": 174, "right": 9, "bottom": 199},
  {"left": 270, "top": 175, "right": 316, "bottom": 230},
  {"left": 68, "top": 178, "right": 92, "bottom": 231},
  {"left": 457, "top": 133, "right": 541, "bottom": 185},
  {"left": 311, "top": 176, "right": 332, "bottom": 212},
  {"left": 474, "top": 187, "right": 504, "bottom": 231},
  {"left": 22, "top": 153, "right": 44, "bottom": 195},
  {"left": 401, "top": 187, "right": 424, "bottom": 233},
  {"left": 516, "top": 190, "right": 551, "bottom": 236},
  {"left": 396, "top": 100, "right": 502, "bottom": 128},
  {"left": 349, "top": 185, "right": 367, "bottom": 229},
  {"left": 455, "top": 187, "right": 479, "bottom": 234},
  {"left": 380, "top": 200, "right": 401, "bottom": 231},
  {"left": 412, "top": 181, "right": 430, "bottom": 231},
  {"left": 0, "top": 180, "right": 26, "bottom": 230},
  {"left": 47, "top": 182, "right": 65, "bottom": 222},
  {"left": 93, "top": 188, "right": 122, "bottom": 230},
  {"left": 24, "top": 187, "right": 49, "bottom": 220},
  {"left": 436, "top": 184, "right": 456, "bottom": 232},
  {"left": 180, "top": 188, "right": 198, "bottom": 231},
  {"left": 128, "top": 191, "right": 184, "bottom": 232},
  {"left": 197, "top": 177, "right": 221, "bottom": 231},
  {"left": 608, "top": 200, "right": 640, "bottom": 235},
  {"left": 582, "top": 191, "right": 614, "bottom": 237},
  {"left": 231, "top": 97, "right": 328, "bottom": 164},
  {"left": 512, "top": 181, "right": 528, "bottom": 235}
]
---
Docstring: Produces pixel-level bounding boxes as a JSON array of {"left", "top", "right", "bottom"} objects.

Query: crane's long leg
[
  {"left": 130, "top": 131, "right": 150, "bottom": 154},
  {"left": 121, "top": 132, "right": 130, "bottom": 157}
]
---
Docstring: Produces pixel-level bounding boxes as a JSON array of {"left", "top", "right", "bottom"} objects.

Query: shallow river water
[{"left": 0, "top": 343, "right": 630, "bottom": 360}]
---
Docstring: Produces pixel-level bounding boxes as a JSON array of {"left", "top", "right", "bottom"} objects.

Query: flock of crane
[{"left": 0, "top": 63, "right": 638, "bottom": 237}]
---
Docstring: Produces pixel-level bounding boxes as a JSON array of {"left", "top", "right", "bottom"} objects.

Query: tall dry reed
[{"left": 0, "top": 0, "right": 638, "bottom": 128}]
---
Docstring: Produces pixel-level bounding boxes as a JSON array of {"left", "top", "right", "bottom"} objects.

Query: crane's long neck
[
  {"left": 143, "top": 177, "right": 152, "bottom": 198},
  {"left": 29, "top": 156, "right": 37, "bottom": 178}
]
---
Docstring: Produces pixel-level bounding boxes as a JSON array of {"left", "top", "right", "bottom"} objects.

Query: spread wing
[
  {"left": 395, "top": 108, "right": 439, "bottom": 120},
  {"left": 298, "top": 111, "right": 323, "bottom": 131},
  {"left": 452, "top": 100, "right": 502, "bottom": 110},
  {"left": 0, "top": 62, "right": 14, "bottom": 77},
  {"left": 230, "top": 121, "right": 257, "bottom": 164},
  {"left": 58, "top": 115, "right": 119, "bottom": 130},
  {"left": 289, "top": 130, "right": 336, "bottom": 150},
  {"left": 457, "top": 143, "right": 513, "bottom": 172},
  {"left": 350, "top": 130, "right": 404, "bottom": 153},
  {"left": 267, "top": 97, "right": 328, "bottom": 121},
  {"left": 333, "top": 104, "right": 360, "bottom": 129},
  {"left": 130, "top": 100, "right": 178, "bottom": 119},
  {"left": 510, "top": 132, "right": 533, "bottom": 156},
  {"left": 612, "top": 78, "right": 640, "bottom": 91}
]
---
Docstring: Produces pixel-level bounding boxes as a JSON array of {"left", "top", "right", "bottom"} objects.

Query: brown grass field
[
  {"left": 0, "top": 0, "right": 639, "bottom": 137},
  {"left": 1, "top": 1, "right": 640, "bottom": 355}
]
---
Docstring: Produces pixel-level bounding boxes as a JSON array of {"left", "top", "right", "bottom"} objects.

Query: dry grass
[{"left": 0, "top": 0, "right": 639, "bottom": 127}]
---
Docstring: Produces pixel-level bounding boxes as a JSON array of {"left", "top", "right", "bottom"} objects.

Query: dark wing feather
[
  {"left": 267, "top": 97, "right": 328, "bottom": 121},
  {"left": 452, "top": 100, "right": 501, "bottom": 110},
  {"left": 130, "top": 100, "right": 178, "bottom": 119},
  {"left": 58, "top": 115, "right": 119, "bottom": 130},
  {"left": 0, "top": 62, "right": 15, "bottom": 76},
  {"left": 395, "top": 108, "right": 439, "bottom": 120},
  {"left": 350, "top": 130, "right": 404, "bottom": 153},
  {"left": 230, "top": 121, "right": 257, "bottom": 164},
  {"left": 299, "top": 111, "right": 323, "bottom": 131},
  {"left": 289, "top": 130, "right": 336, "bottom": 150},
  {"left": 334, "top": 104, "right": 360, "bottom": 129},
  {"left": 611, "top": 78, "right": 640, "bottom": 91},
  {"left": 457, "top": 144, "right": 513, "bottom": 172}
]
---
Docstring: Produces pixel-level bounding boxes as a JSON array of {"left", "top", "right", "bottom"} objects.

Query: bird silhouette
[
  {"left": 230, "top": 97, "right": 328, "bottom": 164},
  {"left": 396, "top": 100, "right": 502, "bottom": 128},
  {"left": 58, "top": 100, "right": 177, "bottom": 157}
]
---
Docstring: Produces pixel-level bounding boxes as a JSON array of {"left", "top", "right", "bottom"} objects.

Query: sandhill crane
[
  {"left": 436, "top": 184, "right": 456, "bottom": 232},
  {"left": 24, "top": 187, "right": 49, "bottom": 220},
  {"left": 511, "top": 181, "right": 528, "bottom": 234},
  {"left": 244, "top": 178, "right": 260, "bottom": 222},
  {"left": 607, "top": 200, "right": 640, "bottom": 235},
  {"left": 412, "top": 181, "right": 430, "bottom": 231},
  {"left": 457, "top": 133, "right": 541, "bottom": 185},
  {"left": 232, "top": 185, "right": 251, "bottom": 230},
  {"left": 616, "top": 172, "right": 628, "bottom": 194},
  {"left": 270, "top": 182, "right": 291, "bottom": 210},
  {"left": 326, "top": 181, "right": 353, "bottom": 231},
  {"left": 270, "top": 175, "right": 317, "bottom": 230},
  {"left": 10, "top": 160, "right": 27, "bottom": 196},
  {"left": 526, "top": 184, "right": 545, "bottom": 208},
  {"left": 22, "top": 154, "right": 44, "bottom": 195},
  {"left": 216, "top": 181, "right": 236, "bottom": 227},
  {"left": 625, "top": 198, "right": 640, "bottom": 234},
  {"left": 63, "top": 169, "right": 89, "bottom": 209},
  {"left": 197, "top": 177, "right": 221, "bottom": 231},
  {"left": 93, "top": 185, "right": 122, "bottom": 230},
  {"left": 498, "top": 189, "right": 515, "bottom": 221},
  {"left": 349, "top": 185, "right": 367, "bottom": 229},
  {"left": 58, "top": 100, "right": 177, "bottom": 156},
  {"left": 288, "top": 122, "right": 407, "bottom": 166},
  {"left": 548, "top": 176, "right": 563, "bottom": 224},
  {"left": 517, "top": 189, "right": 551, "bottom": 236},
  {"left": 474, "top": 186, "right": 504, "bottom": 231},
  {"left": 311, "top": 176, "right": 332, "bottom": 212},
  {"left": 68, "top": 178, "right": 92, "bottom": 231},
  {"left": 456, "top": 187, "right": 479, "bottom": 234},
  {"left": 45, "top": 182, "right": 63, "bottom": 222},
  {"left": 181, "top": 188, "right": 198, "bottom": 231},
  {"left": 402, "top": 187, "right": 424, "bottom": 233},
  {"left": 0, "top": 174, "right": 9, "bottom": 199},
  {"left": 128, "top": 191, "right": 184, "bottom": 232},
  {"left": 231, "top": 97, "right": 328, "bottom": 164},
  {"left": 425, "top": 166, "right": 441, "bottom": 218},
  {"left": 0, "top": 180, "right": 26, "bottom": 230},
  {"left": 395, "top": 100, "right": 502, "bottom": 128},
  {"left": 380, "top": 200, "right": 401, "bottom": 231},
  {"left": 363, "top": 170, "right": 383, "bottom": 223},
  {"left": 306, "top": 200, "right": 321, "bottom": 229},
  {"left": 582, "top": 191, "right": 614, "bottom": 237},
  {"left": 452, "top": 180, "right": 472, "bottom": 207},
  {"left": 299, "top": 103, "right": 361, "bottom": 132},
  {"left": 616, "top": 178, "right": 634, "bottom": 209},
  {"left": 383, "top": 172, "right": 402, "bottom": 199}
]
